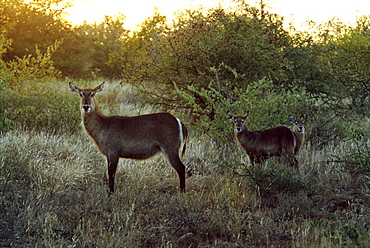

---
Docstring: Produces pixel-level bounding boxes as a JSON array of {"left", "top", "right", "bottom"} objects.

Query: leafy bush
[
  {"left": 305, "top": 109, "right": 370, "bottom": 150},
  {"left": 0, "top": 0, "right": 69, "bottom": 61},
  {"left": 0, "top": 34, "right": 78, "bottom": 133},
  {"left": 301, "top": 16, "right": 370, "bottom": 114},
  {"left": 61, "top": 15, "right": 129, "bottom": 79},
  {"left": 330, "top": 123, "right": 370, "bottom": 183},
  {"left": 128, "top": 4, "right": 303, "bottom": 114},
  {"left": 4, "top": 41, "right": 62, "bottom": 90},
  {"left": 175, "top": 76, "right": 309, "bottom": 144},
  {"left": 243, "top": 162, "right": 313, "bottom": 197},
  {"left": 1, "top": 83, "right": 80, "bottom": 133},
  {"left": 0, "top": 34, "right": 15, "bottom": 130},
  {"left": 0, "top": 34, "right": 11, "bottom": 86}
]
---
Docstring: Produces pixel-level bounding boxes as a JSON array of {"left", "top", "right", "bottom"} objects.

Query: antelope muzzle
[
  {"left": 82, "top": 104, "right": 91, "bottom": 113},
  {"left": 236, "top": 127, "right": 243, "bottom": 133}
]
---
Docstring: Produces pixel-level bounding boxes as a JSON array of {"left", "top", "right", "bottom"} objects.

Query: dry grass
[
  {"left": 1, "top": 127, "right": 369, "bottom": 247},
  {"left": 1, "top": 81, "right": 369, "bottom": 247}
]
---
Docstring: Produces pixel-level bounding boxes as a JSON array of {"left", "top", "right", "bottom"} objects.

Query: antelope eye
[{"left": 79, "top": 92, "right": 84, "bottom": 98}]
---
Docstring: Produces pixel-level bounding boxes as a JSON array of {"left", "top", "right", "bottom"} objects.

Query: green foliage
[
  {"left": 113, "top": 12, "right": 167, "bottom": 82},
  {"left": 5, "top": 41, "right": 62, "bottom": 90},
  {"left": 0, "top": 0, "right": 130, "bottom": 80},
  {"left": 243, "top": 162, "right": 313, "bottom": 197},
  {"left": 305, "top": 108, "right": 370, "bottom": 151},
  {"left": 332, "top": 124, "right": 370, "bottom": 178},
  {"left": 0, "top": 32, "right": 69, "bottom": 133},
  {"left": 1, "top": 0, "right": 368, "bottom": 119},
  {"left": 175, "top": 75, "right": 309, "bottom": 143},
  {"left": 1, "top": 83, "right": 80, "bottom": 133},
  {"left": 129, "top": 4, "right": 297, "bottom": 109},
  {"left": 124, "top": 11, "right": 369, "bottom": 128},
  {"left": 301, "top": 16, "right": 370, "bottom": 113},
  {"left": 0, "top": 0, "right": 70, "bottom": 61},
  {"left": 0, "top": 34, "right": 12, "bottom": 87},
  {"left": 63, "top": 15, "right": 129, "bottom": 79},
  {"left": 0, "top": 34, "right": 14, "bottom": 130},
  {"left": 308, "top": 216, "right": 369, "bottom": 247}
]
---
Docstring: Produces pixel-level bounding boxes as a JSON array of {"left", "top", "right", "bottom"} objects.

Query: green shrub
[
  {"left": 4, "top": 41, "right": 62, "bottom": 90},
  {"left": 241, "top": 162, "right": 313, "bottom": 197},
  {"left": 175, "top": 76, "right": 309, "bottom": 144},
  {"left": 128, "top": 4, "right": 307, "bottom": 122},
  {"left": 308, "top": 217, "right": 369, "bottom": 247},
  {"left": 1, "top": 82, "right": 80, "bottom": 133},
  {"left": 0, "top": 38, "right": 69, "bottom": 133},
  {"left": 306, "top": 111, "right": 370, "bottom": 150}
]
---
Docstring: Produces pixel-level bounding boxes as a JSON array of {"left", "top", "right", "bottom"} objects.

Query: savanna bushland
[{"left": 1, "top": 0, "right": 369, "bottom": 247}]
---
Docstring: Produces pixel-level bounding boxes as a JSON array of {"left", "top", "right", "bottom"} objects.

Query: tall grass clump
[
  {"left": 244, "top": 162, "right": 313, "bottom": 196},
  {"left": 0, "top": 130, "right": 104, "bottom": 246}
]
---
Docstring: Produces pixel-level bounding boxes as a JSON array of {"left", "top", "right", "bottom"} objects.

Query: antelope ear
[
  {"left": 300, "top": 114, "right": 305, "bottom": 122},
  {"left": 227, "top": 112, "right": 234, "bottom": 120},
  {"left": 289, "top": 116, "right": 295, "bottom": 122},
  {"left": 243, "top": 111, "right": 249, "bottom": 118},
  {"left": 94, "top": 82, "right": 105, "bottom": 93},
  {"left": 69, "top": 82, "right": 81, "bottom": 93}
]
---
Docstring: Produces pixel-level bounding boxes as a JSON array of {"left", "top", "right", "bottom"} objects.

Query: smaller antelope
[
  {"left": 228, "top": 112, "right": 298, "bottom": 167},
  {"left": 289, "top": 115, "right": 305, "bottom": 155},
  {"left": 69, "top": 82, "right": 188, "bottom": 194}
]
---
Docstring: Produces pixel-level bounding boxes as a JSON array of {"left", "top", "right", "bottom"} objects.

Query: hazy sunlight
[{"left": 65, "top": 0, "right": 370, "bottom": 30}]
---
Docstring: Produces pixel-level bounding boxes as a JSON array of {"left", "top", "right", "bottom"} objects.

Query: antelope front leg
[{"left": 107, "top": 156, "right": 119, "bottom": 194}]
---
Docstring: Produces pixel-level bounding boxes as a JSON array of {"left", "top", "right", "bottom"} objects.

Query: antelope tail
[{"left": 177, "top": 118, "right": 188, "bottom": 159}]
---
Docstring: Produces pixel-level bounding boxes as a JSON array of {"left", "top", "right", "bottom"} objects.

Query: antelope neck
[{"left": 83, "top": 110, "right": 105, "bottom": 138}]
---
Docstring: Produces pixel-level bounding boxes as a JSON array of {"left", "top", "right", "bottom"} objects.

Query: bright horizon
[{"left": 65, "top": 0, "right": 370, "bottom": 30}]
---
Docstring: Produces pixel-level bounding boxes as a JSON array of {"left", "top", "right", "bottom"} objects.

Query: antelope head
[
  {"left": 69, "top": 82, "right": 104, "bottom": 114},
  {"left": 228, "top": 112, "right": 249, "bottom": 133},
  {"left": 289, "top": 115, "right": 305, "bottom": 133}
]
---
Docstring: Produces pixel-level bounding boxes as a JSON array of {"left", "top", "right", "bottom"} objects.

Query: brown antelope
[
  {"left": 289, "top": 115, "right": 305, "bottom": 155},
  {"left": 228, "top": 112, "right": 298, "bottom": 167},
  {"left": 69, "top": 82, "right": 188, "bottom": 194}
]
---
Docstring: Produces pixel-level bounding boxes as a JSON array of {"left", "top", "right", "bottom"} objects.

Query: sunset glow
[{"left": 65, "top": 0, "right": 370, "bottom": 30}]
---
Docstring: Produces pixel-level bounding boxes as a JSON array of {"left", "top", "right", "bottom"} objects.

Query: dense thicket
[{"left": 123, "top": 4, "right": 369, "bottom": 120}]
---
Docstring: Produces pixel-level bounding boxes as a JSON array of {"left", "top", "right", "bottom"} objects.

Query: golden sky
[{"left": 65, "top": 0, "right": 370, "bottom": 30}]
